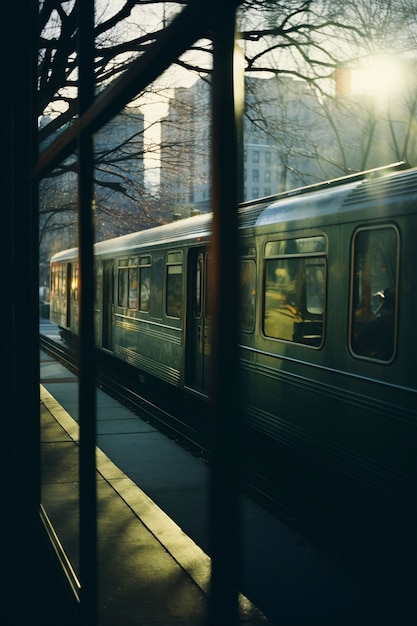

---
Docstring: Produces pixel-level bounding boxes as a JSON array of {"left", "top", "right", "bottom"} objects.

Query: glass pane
[
  {"left": 351, "top": 227, "right": 398, "bottom": 361},
  {"left": 128, "top": 267, "right": 139, "bottom": 309},
  {"left": 263, "top": 255, "right": 325, "bottom": 346},
  {"left": 237, "top": 3, "right": 417, "bottom": 190},
  {"left": 38, "top": 2, "right": 79, "bottom": 147},
  {"left": 265, "top": 236, "right": 326, "bottom": 257},
  {"left": 194, "top": 255, "right": 202, "bottom": 318},
  {"left": 39, "top": 159, "right": 80, "bottom": 581},
  {"left": 139, "top": 265, "right": 151, "bottom": 312},
  {"left": 118, "top": 267, "right": 128, "bottom": 308},
  {"left": 166, "top": 264, "right": 183, "bottom": 318},
  {"left": 240, "top": 259, "right": 256, "bottom": 332}
]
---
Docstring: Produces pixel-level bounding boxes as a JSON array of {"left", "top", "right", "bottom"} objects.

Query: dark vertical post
[
  {"left": 6, "top": 0, "right": 39, "bottom": 620},
  {"left": 208, "top": 2, "right": 243, "bottom": 625},
  {"left": 77, "top": 1, "right": 97, "bottom": 624}
]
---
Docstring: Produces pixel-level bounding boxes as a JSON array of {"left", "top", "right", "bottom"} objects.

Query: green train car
[{"left": 50, "top": 164, "right": 417, "bottom": 514}]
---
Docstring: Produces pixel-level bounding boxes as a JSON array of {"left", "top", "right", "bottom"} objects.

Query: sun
[{"left": 351, "top": 55, "right": 405, "bottom": 100}]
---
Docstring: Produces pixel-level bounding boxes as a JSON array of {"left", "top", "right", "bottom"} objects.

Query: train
[{"left": 50, "top": 163, "right": 417, "bottom": 520}]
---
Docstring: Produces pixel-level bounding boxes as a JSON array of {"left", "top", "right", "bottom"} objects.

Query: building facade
[{"left": 159, "top": 75, "right": 322, "bottom": 215}]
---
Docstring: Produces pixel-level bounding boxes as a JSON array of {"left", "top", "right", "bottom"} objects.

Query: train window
[
  {"left": 94, "top": 263, "right": 100, "bottom": 305},
  {"left": 71, "top": 264, "right": 78, "bottom": 301},
  {"left": 51, "top": 264, "right": 59, "bottom": 296},
  {"left": 350, "top": 226, "right": 398, "bottom": 362},
  {"left": 263, "top": 236, "right": 326, "bottom": 347},
  {"left": 193, "top": 254, "right": 203, "bottom": 318},
  {"left": 166, "top": 251, "right": 183, "bottom": 318},
  {"left": 118, "top": 259, "right": 128, "bottom": 308},
  {"left": 167, "top": 251, "right": 182, "bottom": 264},
  {"left": 265, "top": 236, "right": 326, "bottom": 256},
  {"left": 128, "top": 266, "right": 139, "bottom": 309},
  {"left": 240, "top": 259, "right": 256, "bottom": 332},
  {"left": 139, "top": 256, "right": 151, "bottom": 313},
  {"left": 60, "top": 265, "right": 67, "bottom": 297},
  {"left": 205, "top": 254, "right": 211, "bottom": 320}
]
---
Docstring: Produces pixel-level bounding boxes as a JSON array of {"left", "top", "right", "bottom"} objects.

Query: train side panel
[
  {"left": 239, "top": 199, "right": 416, "bottom": 503},
  {"left": 110, "top": 247, "right": 185, "bottom": 387},
  {"left": 49, "top": 166, "right": 417, "bottom": 513}
]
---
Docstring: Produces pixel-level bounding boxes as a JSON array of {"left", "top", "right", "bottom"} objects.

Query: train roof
[
  {"left": 256, "top": 164, "right": 417, "bottom": 227},
  {"left": 51, "top": 212, "right": 212, "bottom": 262},
  {"left": 51, "top": 163, "right": 417, "bottom": 263}
]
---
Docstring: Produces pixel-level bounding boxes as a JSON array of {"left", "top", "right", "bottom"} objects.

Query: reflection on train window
[
  {"left": 118, "top": 259, "right": 128, "bottom": 307},
  {"left": 62, "top": 267, "right": 67, "bottom": 297},
  {"left": 166, "top": 251, "right": 183, "bottom": 318},
  {"left": 51, "top": 263, "right": 69, "bottom": 315},
  {"left": 118, "top": 256, "right": 151, "bottom": 312},
  {"left": 350, "top": 226, "right": 398, "bottom": 362},
  {"left": 71, "top": 263, "right": 78, "bottom": 301},
  {"left": 240, "top": 259, "right": 256, "bottom": 332},
  {"left": 263, "top": 236, "right": 326, "bottom": 347},
  {"left": 265, "top": 236, "right": 326, "bottom": 256},
  {"left": 51, "top": 263, "right": 67, "bottom": 298},
  {"left": 51, "top": 265, "right": 57, "bottom": 296},
  {"left": 139, "top": 256, "right": 151, "bottom": 312},
  {"left": 94, "top": 263, "right": 100, "bottom": 305},
  {"left": 205, "top": 254, "right": 211, "bottom": 319},
  {"left": 193, "top": 254, "right": 203, "bottom": 318},
  {"left": 128, "top": 267, "right": 139, "bottom": 309}
]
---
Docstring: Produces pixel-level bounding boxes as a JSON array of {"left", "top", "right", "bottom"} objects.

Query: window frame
[
  {"left": 165, "top": 250, "right": 183, "bottom": 319},
  {"left": 262, "top": 235, "right": 327, "bottom": 348},
  {"left": 240, "top": 255, "right": 256, "bottom": 333},
  {"left": 138, "top": 255, "right": 152, "bottom": 313},
  {"left": 349, "top": 224, "right": 399, "bottom": 364}
]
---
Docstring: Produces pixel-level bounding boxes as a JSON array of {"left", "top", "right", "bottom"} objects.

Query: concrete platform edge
[{"left": 40, "top": 384, "right": 268, "bottom": 624}]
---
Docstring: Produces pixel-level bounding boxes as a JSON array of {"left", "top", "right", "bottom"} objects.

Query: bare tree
[
  {"left": 37, "top": 0, "right": 417, "bottom": 251},
  {"left": 238, "top": 0, "right": 417, "bottom": 180}
]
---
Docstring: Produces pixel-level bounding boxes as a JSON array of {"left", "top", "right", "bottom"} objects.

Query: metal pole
[
  {"left": 77, "top": 1, "right": 97, "bottom": 624},
  {"left": 208, "top": 2, "right": 243, "bottom": 624},
  {"left": 6, "top": 0, "right": 39, "bottom": 620}
]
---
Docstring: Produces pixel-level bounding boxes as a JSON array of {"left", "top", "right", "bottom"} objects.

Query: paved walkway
[{"left": 40, "top": 385, "right": 268, "bottom": 625}]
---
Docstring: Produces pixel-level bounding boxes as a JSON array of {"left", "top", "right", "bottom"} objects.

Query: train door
[
  {"left": 102, "top": 260, "right": 114, "bottom": 351},
  {"left": 186, "top": 246, "right": 211, "bottom": 395}
]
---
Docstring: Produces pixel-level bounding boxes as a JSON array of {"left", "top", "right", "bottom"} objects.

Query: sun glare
[{"left": 351, "top": 55, "right": 405, "bottom": 99}]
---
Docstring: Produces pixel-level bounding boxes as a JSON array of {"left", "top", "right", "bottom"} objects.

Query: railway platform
[
  {"left": 41, "top": 386, "right": 266, "bottom": 625},
  {"left": 39, "top": 320, "right": 417, "bottom": 626},
  {"left": 40, "top": 322, "right": 267, "bottom": 625}
]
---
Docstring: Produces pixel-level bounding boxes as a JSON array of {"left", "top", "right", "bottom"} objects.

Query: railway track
[{"left": 40, "top": 333, "right": 207, "bottom": 454}]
